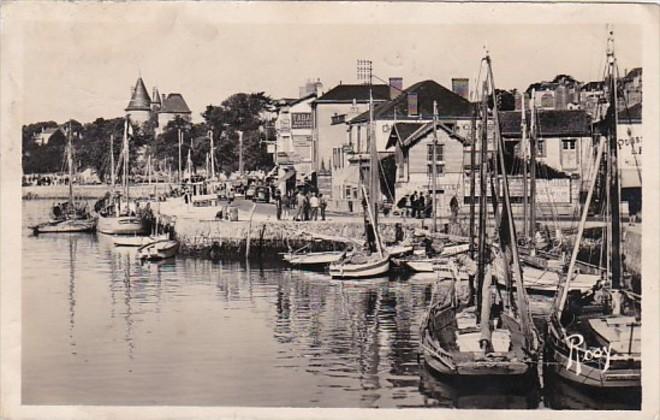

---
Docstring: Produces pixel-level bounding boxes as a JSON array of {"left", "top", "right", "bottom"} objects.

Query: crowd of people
[
  {"left": 273, "top": 189, "right": 328, "bottom": 222},
  {"left": 396, "top": 191, "right": 434, "bottom": 219}
]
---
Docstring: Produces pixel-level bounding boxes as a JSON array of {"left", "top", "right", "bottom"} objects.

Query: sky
[{"left": 17, "top": 4, "right": 642, "bottom": 125}]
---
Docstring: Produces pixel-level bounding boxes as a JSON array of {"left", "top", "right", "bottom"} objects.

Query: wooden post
[{"left": 245, "top": 203, "right": 257, "bottom": 259}]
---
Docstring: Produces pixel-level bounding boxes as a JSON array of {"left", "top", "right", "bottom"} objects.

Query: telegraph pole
[
  {"left": 238, "top": 130, "right": 244, "bottom": 175},
  {"left": 178, "top": 128, "right": 183, "bottom": 183},
  {"left": 208, "top": 129, "right": 215, "bottom": 179}
]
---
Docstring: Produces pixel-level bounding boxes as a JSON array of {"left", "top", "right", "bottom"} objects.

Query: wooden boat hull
[
  {"left": 283, "top": 251, "right": 345, "bottom": 269},
  {"left": 329, "top": 255, "right": 390, "bottom": 279},
  {"left": 112, "top": 234, "right": 169, "bottom": 247},
  {"left": 546, "top": 315, "right": 641, "bottom": 388},
  {"left": 385, "top": 244, "right": 414, "bottom": 258},
  {"left": 96, "top": 215, "right": 146, "bottom": 235},
  {"left": 138, "top": 240, "right": 179, "bottom": 261},
  {"left": 32, "top": 218, "right": 96, "bottom": 234}
]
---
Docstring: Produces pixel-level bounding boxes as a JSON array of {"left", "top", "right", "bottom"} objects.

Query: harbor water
[{"left": 22, "top": 200, "right": 640, "bottom": 409}]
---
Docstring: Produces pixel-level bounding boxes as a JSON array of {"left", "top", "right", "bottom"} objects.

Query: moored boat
[
  {"left": 545, "top": 29, "right": 641, "bottom": 390},
  {"left": 283, "top": 250, "right": 346, "bottom": 269},
  {"left": 328, "top": 251, "right": 390, "bottom": 279},
  {"left": 112, "top": 233, "right": 169, "bottom": 247},
  {"left": 138, "top": 239, "right": 180, "bottom": 261},
  {"left": 31, "top": 217, "right": 96, "bottom": 234}
]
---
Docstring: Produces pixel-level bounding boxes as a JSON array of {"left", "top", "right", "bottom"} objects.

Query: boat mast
[
  {"left": 432, "top": 101, "right": 439, "bottom": 232},
  {"left": 368, "top": 67, "right": 383, "bottom": 257},
  {"left": 476, "top": 78, "right": 489, "bottom": 318},
  {"left": 123, "top": 117, "right": 130, "bottom": 204},
  {"left": 529, "top": 91, "right": 537, "bottom": 241},
  {"left": 469, "top": 100, "right": 477, "bottom": 260},
  {"left": 557, "top": 138, "right": 606, "bottom": 313},
  {"left": 486, "top": 54, "right": 533, "bottom": 340},
  {"left": 67, "top": 121, "right": 74, "bottom": 208},
  {"left": 606, "top": 28, "right": 622, "bottom": 289},
  {"left": 521, "top": 99, "right": 528, "bottom": 240},
  {"left": 110, "top": 134, "right": 115, "bottom": 192}
]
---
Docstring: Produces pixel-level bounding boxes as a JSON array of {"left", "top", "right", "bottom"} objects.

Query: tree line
[{"left": 22, "top": 92, "right": 275, "bottom": 180}]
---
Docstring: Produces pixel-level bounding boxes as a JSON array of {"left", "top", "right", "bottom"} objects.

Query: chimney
[
  {"left": 389, "top": 77, "right": 403, "bottom": 100},
  {"left": 452, "top": 78, "right": 469, "bottom": 100},
  {"left": 407, "top": 92, "right": 418, "bottom": 117}
]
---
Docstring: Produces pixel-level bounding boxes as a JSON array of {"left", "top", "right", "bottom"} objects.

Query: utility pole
[
  {"left": 178, "top": 128, "right": 183, "bottom": 184},
  {"left": 431, "top": 101, "right": 439, "bottom": 232},
  {"left": 238, "top": 130, "right": 244, "bottom": 175},
  {"left": 110, "top": 134, "right": 115, "bottom": 191},
  {"left": 208, "top": 129, "right": 215, "bottom": 179}
]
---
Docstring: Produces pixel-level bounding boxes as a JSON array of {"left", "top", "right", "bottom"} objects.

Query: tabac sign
[{"left": 291, "top": 112, "right": 313, "bottom": 129}]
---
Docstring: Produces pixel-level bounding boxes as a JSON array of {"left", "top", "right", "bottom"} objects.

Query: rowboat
[
  {"left": 112, "top": 233, "right": 169, "bottom": 247},
  {"left": 282, "top": 250, "right": 345, "bottom": 269},
  {"left": 328, "top": 252, "right": 390, "bottom": 279},
  {"left": 138, "top": 239, "right": 179, "bottom": 261}
]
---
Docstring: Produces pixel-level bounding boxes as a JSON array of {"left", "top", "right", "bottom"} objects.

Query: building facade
[
  {"left": 329, "top": 79, "right": 474, "bottom": 211},
  {"left": 312, "top": 82, "right": 391, "bottom": 175},
  {"left": 273, "top": 93, "right": 317, "bottom": 193}
]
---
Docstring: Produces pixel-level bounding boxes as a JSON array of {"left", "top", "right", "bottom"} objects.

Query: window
[
  {"left": 344, "top": 186, "right": 352, "bottom": 199},
  {"left": 427, "top": 163, "right": 445, "bottom": 177},
  {"left": 562, "top": 139, "right": 577, "bottom": 150},
  {"left": 426, "top": 144, "right": 445, "bottom": 162},
  {"left": 536, "top": 139, "right": 546, "bottom": 157}
]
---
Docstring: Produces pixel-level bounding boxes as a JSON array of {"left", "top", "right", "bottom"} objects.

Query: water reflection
[
  {"left": 21, "top": 200, "right": 642, "bottom": 408},
  {"left": 418, "top": 364, "right": 541, "bottom": 409}
]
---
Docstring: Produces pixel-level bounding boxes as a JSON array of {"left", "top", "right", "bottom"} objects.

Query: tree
[{"left": 202, "top": 92, "right": 274, "bottom": 174}]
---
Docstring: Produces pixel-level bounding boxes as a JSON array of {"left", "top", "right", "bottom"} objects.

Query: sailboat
[
  {"left": 96, "top": 117, "right": 147, "bottom": 235},
  {"left": 329, "top": 62, "right": 390, "bottom": 279},
  {"left": 31, "top": 122, "right": 96, "bottom": 234},
  {"left": 419, "top": 53, "right": 539, "bottom": 377},
  {"left": 545, "top": 28, "right": 641, "bottom": 389}
]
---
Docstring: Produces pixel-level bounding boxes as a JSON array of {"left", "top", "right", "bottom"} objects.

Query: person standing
[
  {"left": 319, "top": 193, "right": 327, "bottom": 221},
  {"left": 274, "top": 189, "right": 282, "bottom": 220},
  {"left": 410, "top": 191, "right": 418, "bottom": 218},
  {"left": 310, "top": 193, "right": 320, "bottom": 221},
  {"left": 417, "top": 194, "right": 425, "bottom": 219},
  {"left": 303, "top": 192, "right": 310, "bottom": 221},
  {"left": 295, "top": 190, "right": 305, "bottom": 221},
  {"left": 281, "top": 193, "right": 290, "bottom": 220}
]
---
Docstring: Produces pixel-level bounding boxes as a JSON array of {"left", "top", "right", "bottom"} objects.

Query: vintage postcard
[{"left": 1, "top": 1, "right": 658, "bottom": 419}]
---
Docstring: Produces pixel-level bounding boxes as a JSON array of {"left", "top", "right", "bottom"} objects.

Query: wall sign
[{"left": 291, "top": 112, "right": 312, "bottom": 129}]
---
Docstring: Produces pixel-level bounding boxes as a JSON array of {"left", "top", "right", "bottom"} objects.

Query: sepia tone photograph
[{"left": 1, "top": 2, "right": 658, "bottom": 419}]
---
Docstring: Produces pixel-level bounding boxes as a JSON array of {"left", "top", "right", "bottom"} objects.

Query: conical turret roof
[
  {"left": 152, "top": 87, "right": 161, "bottom": 105},
  {"left": 126, "top": 77, "right": 152, "bottom": 111}
]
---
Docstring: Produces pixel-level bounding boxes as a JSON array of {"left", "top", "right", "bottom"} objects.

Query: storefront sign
[{"left": 291, "top": 112, "right": 312, "bottom": 129}]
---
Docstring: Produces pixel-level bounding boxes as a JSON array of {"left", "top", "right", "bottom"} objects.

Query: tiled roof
[
  {"left": 618, "top": 102, "right": 641, "bottom": 123},
  {"left": 126, "top": 77, "right": 152, "bottom": 111},
  {"left": 160, "top": 93, "right": 191, "bottom": 114},
  {"left": 350, "top": 80, "right": 473, "bottom": 124},
  {"left": 581, "top": 81, "right": 605, "bottom": 91},
  {"left": 315, "top": 83, "right": 390, "bottom": 102},
  {"left": 499, "top": 110, "right": 591, "bottom": 138}
]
